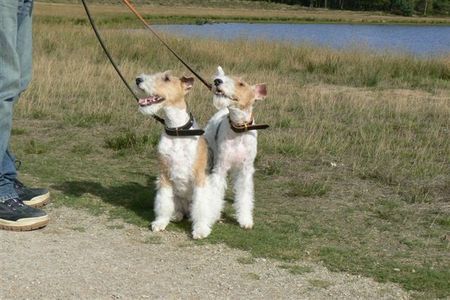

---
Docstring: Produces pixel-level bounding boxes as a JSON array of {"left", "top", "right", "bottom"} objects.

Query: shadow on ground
[
  {"left": 53, "top": 177, "right": 157, "bottom": 225},
  {"left": 52, "top": 178, "right": 214, "bottom": 234},
  {"left": 52, "top": 174, "right": 243, "bottom": 236}
]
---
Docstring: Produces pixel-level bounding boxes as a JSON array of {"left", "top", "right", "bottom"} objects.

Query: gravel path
[{"left": 1, "top": 207, "right": 409, "bottom": 299}]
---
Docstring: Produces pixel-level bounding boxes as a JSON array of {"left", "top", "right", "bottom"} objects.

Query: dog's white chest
[
  {"left": 220, "top": 133, "right": 257, "bottom": 169},
  {"left": 158, "top": 136, "right": 198, "bottom": 196}
]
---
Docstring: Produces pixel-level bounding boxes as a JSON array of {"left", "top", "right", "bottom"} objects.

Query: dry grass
[
  {"left": 22, "top": 20, "right": 450, "bottom": 206},
  {"left": 10, "top": 13, "right": 450, "bottom": 298},
  {"left": 23, "top": 19, "right": 450, "bottom": 209}
]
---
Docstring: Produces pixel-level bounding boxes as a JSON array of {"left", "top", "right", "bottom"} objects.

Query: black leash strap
[
  {"left": 81, "top": 0, "right": 165, "bottom": 125},
  {"left": 81, "top": 0, "right": 137, "bottom": 102}
]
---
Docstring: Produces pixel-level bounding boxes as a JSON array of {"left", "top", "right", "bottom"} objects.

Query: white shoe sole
[
  {"left": 23, "top": 192, "right": 50, "bottom": 208},
  {"left": 0, "top": 215, "right": 49, "bottom": 231}
]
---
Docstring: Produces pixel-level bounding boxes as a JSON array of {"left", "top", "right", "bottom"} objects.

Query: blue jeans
[{"left": 0, "top": 0, "right": 34, "bottom": 202}]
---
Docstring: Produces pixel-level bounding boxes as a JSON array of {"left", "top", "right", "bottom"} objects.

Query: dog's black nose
[
  {"left": 214, "top": 79, "right": 223, "bottom": 86},
  {"left": 136, "top": 77, "right": 143, "bottom": 85}
]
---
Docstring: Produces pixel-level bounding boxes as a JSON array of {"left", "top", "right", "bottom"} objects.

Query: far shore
[{"left": 34, "top": 2, "right": 450, "bottom": 26}]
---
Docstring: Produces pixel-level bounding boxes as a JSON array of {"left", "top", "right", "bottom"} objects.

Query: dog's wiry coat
[
  {"left": 136, "top": 71, "right": 215, "bottom": 239},
  {"left": 205, "top": 66, "right": 267, "bottom": 230}
]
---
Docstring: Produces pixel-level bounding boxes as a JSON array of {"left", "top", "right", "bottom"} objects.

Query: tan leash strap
[{"left": 121, "top": 0, "right": 212, "bottom": 90}]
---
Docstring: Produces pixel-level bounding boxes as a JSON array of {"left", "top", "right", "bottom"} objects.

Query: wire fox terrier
[
  {"left": 205, "top": 66, "right": 267, "bottom": 230},
  {"left": 135, "top": 70, "right": 216, "bottom": 239}
]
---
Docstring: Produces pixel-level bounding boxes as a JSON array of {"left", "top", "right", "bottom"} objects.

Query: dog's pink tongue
[
  {"left": 139, "top": 97, "right": 156, "bottom": 106},
  {"left": 138, "top": 98, "right": 148, "bottom": 106}
]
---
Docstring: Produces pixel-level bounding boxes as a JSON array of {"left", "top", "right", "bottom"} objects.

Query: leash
[
  {"left": 80, "top": 0, "right": 165, "bottom": 125},
  {"left": 80, "top": 0, "right": 138, "bottom": 102},
  {"left": 81, "top": 0, "right": 204, "bottom": 136},
  {"left": 120, "top": 0, "right": 212, "bottom": 91}
]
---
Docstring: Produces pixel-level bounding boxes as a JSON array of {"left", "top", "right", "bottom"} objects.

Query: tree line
[{"left": 257, "top": 0, "right": 449, "bottom": 16}]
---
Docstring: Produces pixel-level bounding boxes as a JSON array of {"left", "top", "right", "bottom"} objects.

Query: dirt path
[{"left": 1, "top": 206, "right": 409, "bottom": 299}]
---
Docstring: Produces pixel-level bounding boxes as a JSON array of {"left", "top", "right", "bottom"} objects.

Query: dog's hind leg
[
  {"left": 232, "top": 164, "right": 255, "bottom": 229},
  {"left": 191, "top": 138, "right": 217, "bottom": 239},
  {"left": 191, "top": 184, "right": 213, "bottom": 239},
  {"left": 151, "top": 174, "right": 175, "bottom": 232}
]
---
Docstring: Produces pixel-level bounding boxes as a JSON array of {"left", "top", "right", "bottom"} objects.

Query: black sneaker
[
  {"left": 0, "top": 198, "right": 49, "bottom": 231},
  {"left": 14, "top": 179, "right": 50, "bottom": 208}
]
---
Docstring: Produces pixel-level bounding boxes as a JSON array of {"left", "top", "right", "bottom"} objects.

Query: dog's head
[
  {"left": 212, "top": 66, "right": 267, "bottom": 114},
  {"left": 135, "top": 71, "right": 194, "bottom": 117},
  {"left": 212, "top": 66, "right": 267, "bottom": 110}
]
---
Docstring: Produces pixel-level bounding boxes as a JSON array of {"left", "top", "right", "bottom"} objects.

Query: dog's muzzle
[{"left": 213, "top": 87, "right": 238, "bottom": 102}]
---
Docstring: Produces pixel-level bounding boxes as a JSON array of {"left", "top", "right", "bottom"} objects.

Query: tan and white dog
[
  {"left": 205, "top": 66, "right": 267, "bottom": 230},
  {"left": 135, "top": 70, "right": 215, "bottom": 239}
]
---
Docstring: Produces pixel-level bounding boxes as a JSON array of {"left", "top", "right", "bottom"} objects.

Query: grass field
[{"left": 10, "top": 4, "right": 450, "bottom": 298}]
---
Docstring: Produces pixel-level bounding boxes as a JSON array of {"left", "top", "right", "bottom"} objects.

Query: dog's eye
[
  {"left": 238, "top": 82, "right": 245, "bottom": 87},
  {"left": 164, "top": 75, "right": 170, "bottom": 82}
]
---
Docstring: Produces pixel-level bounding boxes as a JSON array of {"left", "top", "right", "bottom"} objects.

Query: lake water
[{"left": 151, "top": 23, "right": 450, "bottom": 56}]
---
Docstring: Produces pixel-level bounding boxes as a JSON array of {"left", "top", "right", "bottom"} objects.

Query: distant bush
[
  {"left": 250, "top": 0, "right": 449, "bottom": 15},
  {"left": 391, "top": 0, "right": 415, "bottom": 16}
]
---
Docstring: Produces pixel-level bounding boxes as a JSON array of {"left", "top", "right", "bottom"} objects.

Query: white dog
[
  {"left": 135, "top": 70, "right": 216, "bottom": 239},
  {"left": 205, "top": 66, "right": 267, "bottom": 230}
]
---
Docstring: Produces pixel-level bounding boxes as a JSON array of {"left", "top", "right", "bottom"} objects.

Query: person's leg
[
  {"left": 0, "top": 0, "right": 21, "bottom": 202},
  {"left": 0, "top": 0, "right": 21, "bottom": 101},
  {"left": 12, "top": 0, "right": 50, "bottom": 208},
  {"left": 0, "top": 100, "right": 18, "bottom": 202},
  {"left": 0, "top": 0, "right": 48, "bottom": 230},
  {"left": 0, "top": 100, "right": 47, "bottom": 231},
  {"left": 2, "top": 149, "right": 17, "bottom": 181},
  {"left": 17, "top": 0, "right": 34, "bottom": 94}
]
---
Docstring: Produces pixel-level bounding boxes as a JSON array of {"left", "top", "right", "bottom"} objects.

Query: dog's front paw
[
  {"left": 238, "top": 217, "right": 254, "bottom": 230},
  {"left": 151, "top": 219, "right": 169, "bottom": 232},
  {"left": 192, "top": 224, "right": 211, "bottom": 239}
]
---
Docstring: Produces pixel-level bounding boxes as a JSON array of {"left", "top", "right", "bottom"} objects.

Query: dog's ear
[
  {"left": 162, "top": 70, "right": 172, "bottom": 81},
  {"left": 181, "top": 76, "right": 194, "bottom": 92},
  {"left": 217, "top": 66, "right": 225, "bottom": 76},
  {"left": 254, "top": 84, "right": 267, "bottom": 100}
]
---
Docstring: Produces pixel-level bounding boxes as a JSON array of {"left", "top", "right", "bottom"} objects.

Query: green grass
[
  {"left": 285, "top": 180, "right": 330, "bottom": 197},
  {"left": 8, "top": 10, "right": 450, "bottom": 298},
  {"left": 104, "top": 130, "right": 159, "bottom": 151}
]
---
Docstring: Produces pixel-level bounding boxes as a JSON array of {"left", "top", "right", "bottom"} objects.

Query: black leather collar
[
  {"left": 228, "top": 116, "right": 269, "bottom": 133},
  {"left": 164, "top": 112, "right": 204, "bottom": 136}
]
